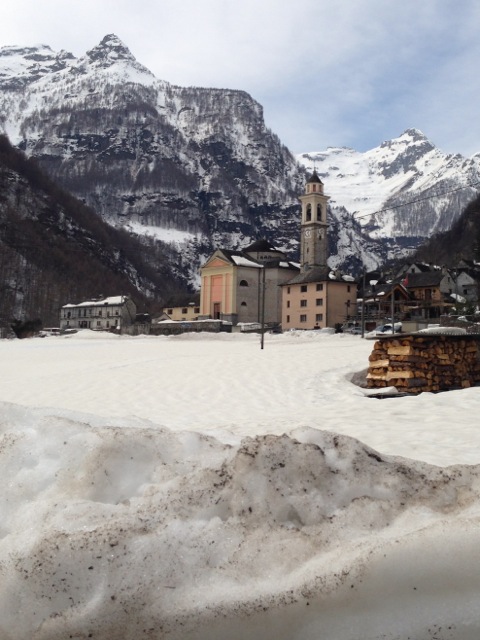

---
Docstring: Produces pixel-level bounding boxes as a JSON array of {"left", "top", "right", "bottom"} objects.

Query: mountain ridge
[{"left": 0, "top": 34, "right": 478, "bottom": 283}]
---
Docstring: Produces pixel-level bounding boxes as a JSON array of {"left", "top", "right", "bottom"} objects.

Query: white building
[{"left": 60, "top": 296, "right": 137, "bottom": 332}]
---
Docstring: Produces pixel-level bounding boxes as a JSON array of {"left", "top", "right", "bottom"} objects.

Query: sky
[
  {"left": 2, "top": 330, "right": 480, "bottom": 638},
  {"left": 1, "top": 1, "right": 480, "bottom": 155}
]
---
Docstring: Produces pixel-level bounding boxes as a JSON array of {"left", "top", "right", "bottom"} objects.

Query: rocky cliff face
[
  {"left": 0, "top": 35, "right": 308, "bottom": 285},
  {"left": 0, "top": 35, "right": 478, "bottom": 283}
]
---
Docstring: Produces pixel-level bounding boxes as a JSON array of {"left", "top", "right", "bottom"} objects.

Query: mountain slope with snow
[
  {"left": 0, "top": 35, "right": 478, "bottom": 281},
  {"left": 298, "top": 129, "right": 480, "bottom": 253}
]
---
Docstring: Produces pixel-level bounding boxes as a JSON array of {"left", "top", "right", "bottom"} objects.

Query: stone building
[
  {"left": 281, "top": 171, "right": 356, "bottom": 330},
  {"left": 199, "top": 240, "right": 299, "bottom": 327},
  {"left": 60, "top": 296, "right": 137, "bottom": 331}
]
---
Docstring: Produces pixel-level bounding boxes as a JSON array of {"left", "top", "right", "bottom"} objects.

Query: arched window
[
  {"left": 239, "top": 280, "right": 249, "bottom": 287},
  {"left": 241, "top": 301, "right": 247, "bottom": 306},
  {"left": 306, "top": 204, "right": 312, "bottom": 221},
  {"left": 317, "top": 204, "right": 322, "bottom": 220}
]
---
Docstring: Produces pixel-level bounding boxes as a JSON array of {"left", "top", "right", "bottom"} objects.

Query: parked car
[
  {"left": 345, "top": 326, "right": 362, "bottom": 335},
  {"left": 365, "top": 323, "right": 402, "bottom": 339}
]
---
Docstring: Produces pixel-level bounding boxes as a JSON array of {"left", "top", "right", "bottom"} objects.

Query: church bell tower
[{"left": 299, "top": 170, "right": 330, "bottom": 272}]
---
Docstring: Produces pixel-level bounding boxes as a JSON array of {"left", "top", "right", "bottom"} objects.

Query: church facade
[
  {"left": 280, "top": 171, "right": 356, "bottom": 330},
  {"left": 199, "top": 240, "right": 299, "bottom": 326}
]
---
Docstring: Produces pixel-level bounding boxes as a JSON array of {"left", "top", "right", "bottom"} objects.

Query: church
[
  {"left": 199, "top": 240, "right": 299, "bottom": 326},
  {"left": 199, "top": 171, "right": 356, "bottom": 329},
  {"left": 280, "top": 170, "right": 356, "bottom": 330}
]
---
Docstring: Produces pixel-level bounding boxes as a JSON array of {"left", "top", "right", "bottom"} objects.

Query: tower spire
[{"left": 298, "top": 171, "right": 330, "bottom": 271}]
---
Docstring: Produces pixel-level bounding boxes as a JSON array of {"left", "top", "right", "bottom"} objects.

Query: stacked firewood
[{"left": 367, "top": 334, "right": 480, "bottom": 393}]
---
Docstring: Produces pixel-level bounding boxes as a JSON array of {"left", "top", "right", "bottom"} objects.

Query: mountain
[
  {"left": 412, "top": 192, "right": 480, "bottom": 266},
  {"left": 0, "top": 35, "right": 479, "bottom": 285},
  {"left": 0, "top": 35, "right": 306, "bottom": 286},
  {"left": 0, "top": 135, "right": 185, "bottom": 326},
  {"left": 298, "top": 129, "right": 480, "bottom": 270}
]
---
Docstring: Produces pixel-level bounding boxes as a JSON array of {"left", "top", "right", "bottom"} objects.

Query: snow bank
[{"left": 1, "top": 402, "right": 480, "bottom": 639}]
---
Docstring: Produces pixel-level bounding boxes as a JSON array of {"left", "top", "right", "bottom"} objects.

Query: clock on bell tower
[{"left": 299, "top": 169, "right": 329, "bottom": 271}]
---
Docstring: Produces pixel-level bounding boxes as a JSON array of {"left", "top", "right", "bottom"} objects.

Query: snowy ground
[{"left": 1, "top": 330, "right": 480, "bottom": 639}]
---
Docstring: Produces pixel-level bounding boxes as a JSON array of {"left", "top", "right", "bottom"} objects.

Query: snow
[
  {"left": 231, "top": 255, "right": 262, "bottom": 268},
  {"left": 125, "top": 220, "right": 199, "bottom": 245},
  {"left": 62, "top": 296, "right": 127, "bottom": 308},
  {"left": 2, "top": 330, "right": 480, "bottom": 639}
]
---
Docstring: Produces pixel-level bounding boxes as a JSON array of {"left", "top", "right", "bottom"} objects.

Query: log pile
[{"left": 367, "top": 334, "right": 480, "bottom": 394}]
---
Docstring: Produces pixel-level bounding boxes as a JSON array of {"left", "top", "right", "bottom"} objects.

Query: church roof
[
  {"left": 244, "top": 239, "right": 277, "bottom": 252},
  {"left": 306, "top": 169, "right": 323, "bottom": 184},
  {"left": 205, "top": 247, "right": 298, "bottom": 271}
]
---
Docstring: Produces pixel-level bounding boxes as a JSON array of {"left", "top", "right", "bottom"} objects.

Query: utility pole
[
  {"left": 361, "top": 272, "right": 366, "bottom": 338},
  {"left": 260, "top": 265, "right": 266, "bottom": 350}
]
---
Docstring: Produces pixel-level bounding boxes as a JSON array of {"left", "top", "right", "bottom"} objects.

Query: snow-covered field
[{"left": 2, "top": 329, "right": 480, "bottom": 639}]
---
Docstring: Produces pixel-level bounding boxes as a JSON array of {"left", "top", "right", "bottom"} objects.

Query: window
[
  {"left": 317, "top": 204, "right": 322, "bottom": 220},
  {"left": 306, "top": 204, "right": 312, "bottom": 221},
  {"left": 301, "top": 285, "right": 308, "bottom": 293},
  {"left": 97, "top": 321, "right": 102, "bottom": 326},
  {"left": 194, "top": 307, "right": 200, "bottom": 313},
  {"left": 182, "top": 308, "right": 188, "bottom": 314},
  {"left": 286, "top": 300, "right": 290, "bottom": 308},
  {"left": 347, "top": 285, "right": 351, "bottom": 293},
  {"left": 241, "top": 301, "right": 247, "bottom": 306},
  {"left": 239, "top": 280, "right": 248, "bottom": 287},
  {"left": 167, "top": 309, "right": 173, "bottom": 314},
  {"left": 316, "top": 314, "right": 323, "bottom": 322},
  {"left": 286, "top": 315, "right": 290, "bottom": 323},
  {"left": 316, "top": 298, "right": 323, "bottom": 306},
  {"left": 300, "top": 314, "right": 307, "bottom": 323},
  {"left": 316, "top": 283, "right": 323, "bottom": 291},
  {"left": 287, "top": 287, "right": 291, "bottom": 294},
  {"left": 300, "top": 299, "right": 307, "bottom": 307}
]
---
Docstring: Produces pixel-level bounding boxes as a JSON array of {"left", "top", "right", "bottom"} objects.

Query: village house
[
  {"left": 401, "top": 270, "right": 455, "bottom": 320},
  {"left": 281, "top": 170, "right": 356, "bottom": 330},
  {"left": 162, "top": 301, "right": 201, "bottom": 322},
  {"left": 360, "top": 279, "right": 410, "bottom": 329},
  {"left": 60, "top": 296, "right": 137, "bottom": 332}
]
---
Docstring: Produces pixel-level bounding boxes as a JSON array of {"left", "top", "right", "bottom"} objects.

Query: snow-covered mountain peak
[
  {"left": 377, "top": 128, "right": 434, "bottom": 160},
  {"left": 72, "top": 34, "right": 156, "bottom": 85},
  {"left": 85, "top": 34, "right": 137, "bottom": 67}
]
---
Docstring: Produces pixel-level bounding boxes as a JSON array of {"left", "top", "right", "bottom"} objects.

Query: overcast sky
[{"left": 2, "top": 0, "right": 480, "bottom": 157}]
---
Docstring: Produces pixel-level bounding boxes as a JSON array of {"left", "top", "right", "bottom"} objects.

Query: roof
[
  {"left": 306, "top": 169, "right": 323, "bottom": 184},
  {"left": 203, "top": 247, "right": 298, "bottom": 271},
  {"left": 282, "top": 266, "right": 346, "bottom": 285},
  {"left": 404, "top": 272, "right": 445, "bottom": 288},
  {"left": 244, "top": 239, "right": 278, "bottom": 253},
  {"left": 62, "top": 296, "right": 129, "bottom": 309}
]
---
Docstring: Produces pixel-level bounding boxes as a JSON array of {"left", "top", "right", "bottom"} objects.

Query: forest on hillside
[
  {"left": 0, "top": 136, "right": 189, "bottom": 331},
  {"left": 414, "top": 192, "right": 480, "bottom": 265}
]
